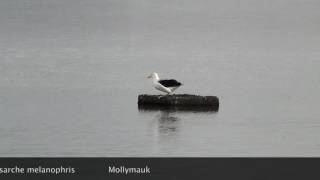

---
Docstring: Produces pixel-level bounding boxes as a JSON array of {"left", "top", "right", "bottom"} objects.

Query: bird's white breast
[{"left": 154, "top": 82, "right": 171, "bottom": 94}]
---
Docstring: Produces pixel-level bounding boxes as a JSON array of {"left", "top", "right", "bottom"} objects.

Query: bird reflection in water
[{"left": 156, "top": 110, "right": 180, "bottom": 135}]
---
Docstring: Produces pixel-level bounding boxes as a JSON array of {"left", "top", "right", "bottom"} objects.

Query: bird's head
[{"left": 147, "top": 72, "right": 159, "bottom": 80}]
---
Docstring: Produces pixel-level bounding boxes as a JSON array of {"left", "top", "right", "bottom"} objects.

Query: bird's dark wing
[{"left": 158, "top": 79, "right": 182, "bottom": 87}]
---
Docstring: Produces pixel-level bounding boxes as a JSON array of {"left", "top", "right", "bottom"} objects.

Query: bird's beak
[{"left": 147, "top": 75, "right": 151, "bottom": 79}]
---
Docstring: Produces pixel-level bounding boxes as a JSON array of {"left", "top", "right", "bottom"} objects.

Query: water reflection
[
  {"left": 157, "top": 110, "right": 180, "bottom": 135},
  {"left": 139, "top": 105, "right": 219, "bottom": 138}
]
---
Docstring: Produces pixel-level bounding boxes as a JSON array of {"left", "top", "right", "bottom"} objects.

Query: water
[{"left": 0, "top": 0, "right": 320, "bottom": 156}]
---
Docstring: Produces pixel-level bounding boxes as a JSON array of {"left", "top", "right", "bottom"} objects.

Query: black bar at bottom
[{"left": 0, "top": 158, "right": 319, "bottom": 180}]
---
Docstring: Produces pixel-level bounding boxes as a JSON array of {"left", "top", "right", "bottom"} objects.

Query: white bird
[{"left": 147, "top": 72, "right": 183, "bottom": 95}]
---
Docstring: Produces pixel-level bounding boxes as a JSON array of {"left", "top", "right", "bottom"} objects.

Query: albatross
[{"left": 147, "top": 72, "right": 183, "bottom": 95}]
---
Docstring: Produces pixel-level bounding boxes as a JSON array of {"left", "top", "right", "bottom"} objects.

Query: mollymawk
[{"left": 147, "top": 72, "right": 182, "bottom": 95}]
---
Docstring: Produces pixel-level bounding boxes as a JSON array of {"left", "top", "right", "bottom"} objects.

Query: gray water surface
[{"left": 1, "top": 0, "right": 320, "bottom": 156}]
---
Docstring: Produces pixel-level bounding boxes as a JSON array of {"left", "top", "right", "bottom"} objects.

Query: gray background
[{"left": 0, "top": 0, "right": 320, "bottom": 156}]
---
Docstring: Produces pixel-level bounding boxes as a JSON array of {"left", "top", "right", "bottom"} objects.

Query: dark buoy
[{"left": 138, "top": 94, "right": 219, "bottom": 111}]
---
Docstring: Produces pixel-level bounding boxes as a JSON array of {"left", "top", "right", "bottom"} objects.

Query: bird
[{"left": 147, "top": 72, "right": 183, "bottom": 95}]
